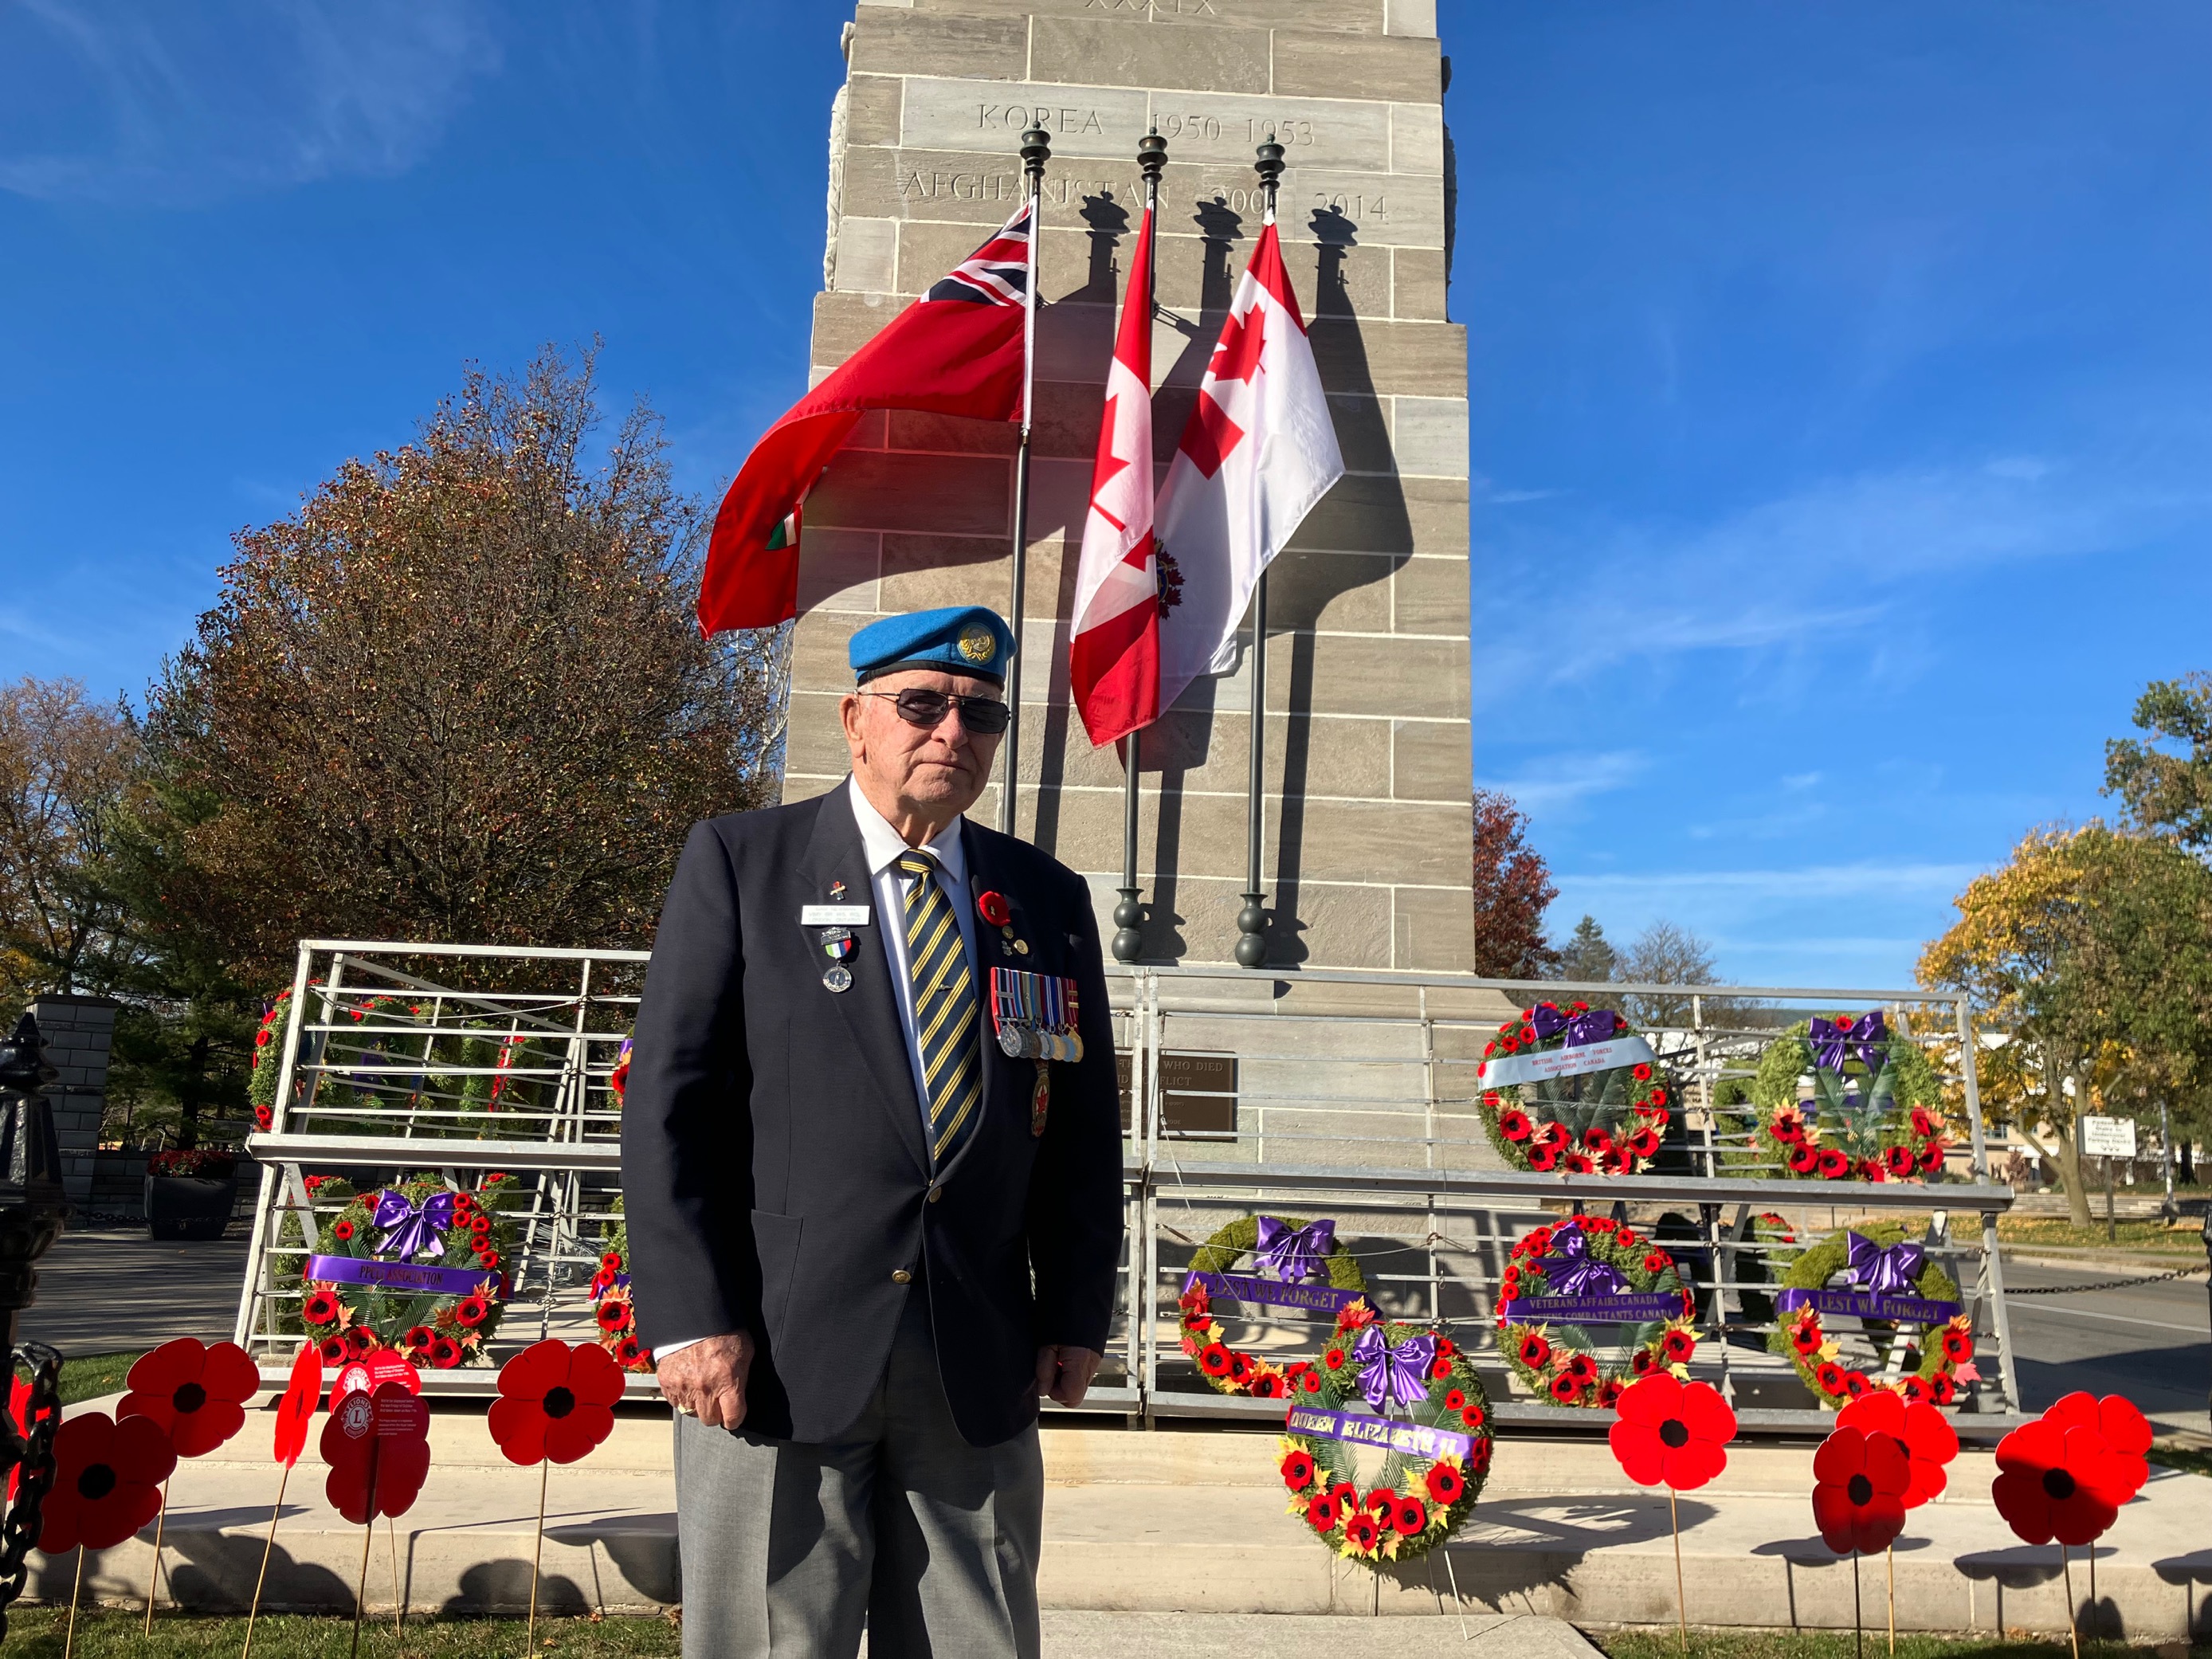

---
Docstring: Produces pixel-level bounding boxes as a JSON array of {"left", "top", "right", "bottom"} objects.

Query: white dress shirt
[{"left": 656, "top": 778, "right": 982, "bottom": 1362}]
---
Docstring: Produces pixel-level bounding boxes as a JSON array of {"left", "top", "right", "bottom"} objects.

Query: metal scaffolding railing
[{"left": 235, "top": 942, "right": 2023, "bottom": 1429}]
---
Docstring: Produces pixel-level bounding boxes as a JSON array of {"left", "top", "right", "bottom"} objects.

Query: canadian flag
[
  {"left": 1068, "top": 203, "right": 1161, "bottom": 747},
  {"left": 1151, "top": 219, "right": 1344, "bottom": 714}
]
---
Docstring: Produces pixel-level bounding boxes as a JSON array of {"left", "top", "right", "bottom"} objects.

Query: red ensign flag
[{"left": 696, "top": 205, "right": 1035, "bottom": 635}]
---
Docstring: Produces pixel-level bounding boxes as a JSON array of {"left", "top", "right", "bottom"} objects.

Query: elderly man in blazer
[{"left": 621, "top": 604, "right": 1124, "bottom": 1658}]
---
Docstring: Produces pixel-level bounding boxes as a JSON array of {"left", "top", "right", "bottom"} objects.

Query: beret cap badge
[{"left": 958, "top": 625, "right": 995, "bottom": 664}]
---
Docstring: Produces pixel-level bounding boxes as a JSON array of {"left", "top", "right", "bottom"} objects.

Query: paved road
[
  {"left": 14, "top": 1226, "right": 249, "bottom": 1356},
  {"left": 2002, "top": 1257, "right": 2211, "bottom": 1433}
]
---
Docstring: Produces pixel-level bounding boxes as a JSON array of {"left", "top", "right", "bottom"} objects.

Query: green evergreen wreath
[
  {"left": 1277, "top": 1315, "right": 1495, "bottom": 1567},
  {"left": 1179, "top": 1214, "right": 1368, "bottom": 1398},
  {"left": 1739, "top": 1014, "right": 1951, "bottom": 1182},
  {"left": 292, "top": 1173, "right": 520, "bottom": 1370},
  {"left": 1494, "top": 1215, "right": 1698, "bottom": 1408},
  {"left": 1766, "top": 1222, "right": 1975, "bottom": 1410},
  {"left": 1478, "top": 1001, "right": 1674, "bottom": 1175}
]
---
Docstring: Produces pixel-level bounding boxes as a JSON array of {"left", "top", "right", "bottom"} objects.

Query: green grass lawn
[
  {"left": 1594, "top": 1633, "right": 2198, "bottom": 1659},
  {"left": 53, "top": 1351, "right": 141, "bottom": 1406},
  {"left": 0, "top": 1609, "right": 680, "bottom": 1657},
  {"left": 1994, "top": 1214, "right": 2210, "bottom": 1257}
]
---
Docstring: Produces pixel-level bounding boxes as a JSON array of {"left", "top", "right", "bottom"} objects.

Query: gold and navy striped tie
[{"left": 898, "top": 852, "right": 982, "bottom": 1165}]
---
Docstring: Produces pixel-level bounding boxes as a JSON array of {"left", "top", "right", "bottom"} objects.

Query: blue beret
[{"left": 848, "top": 606, "right": 1016, "bottom": 686}]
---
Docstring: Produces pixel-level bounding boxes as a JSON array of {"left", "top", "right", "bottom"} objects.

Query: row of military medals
[{"left": 820, "top": 878, "right": 857, "bottom": 992}]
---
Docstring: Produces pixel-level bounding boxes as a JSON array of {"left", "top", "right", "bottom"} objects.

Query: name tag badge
[{"left": 802, "top": 904, "right": 871, "bottom": 927}]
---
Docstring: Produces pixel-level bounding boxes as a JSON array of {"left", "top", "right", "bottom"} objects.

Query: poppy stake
[
  {"left": 1667, "top": 1488, "right": 1686, "bottom": 1653},
  {"left": 245, "top": 1343, "right": 323, "bottom": 1659},
  {"left": 62, "top": 1546, "right": 83, "bottom": 1659},
  {"left": 527, "top": 1457, "right": 549, "bottom": 1652},
  {"left": 349, "top": 1435, "right": 381, "bottom": 1659},
  {"left": 2061, "top": 1545, "right": 2077, "bottom": 1659}
]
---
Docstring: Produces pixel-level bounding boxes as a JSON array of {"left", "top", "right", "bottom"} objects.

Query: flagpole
[
  {"left": 1113, "top": 124, "right": 1169, "bottom": 964},
  {"left": 1234, "top": 131, "right": 1285, "bottom": 971},
  {"left": 1002, "top": 124, "right": 1051, "bottom": 836}
]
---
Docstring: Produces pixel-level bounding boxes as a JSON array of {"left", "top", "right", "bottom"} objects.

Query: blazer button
[
  {"left": 892, "top": 1269, "right": 912, "bottom": 1284},
  {"left": 927, "top": 1186, "right": 943, "bottom": 1203}
]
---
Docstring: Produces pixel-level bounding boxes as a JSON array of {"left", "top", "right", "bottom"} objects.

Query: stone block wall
[
  {"left": 789, "top": 0, "right": 1471, "bottom": 972},
  {"left": 29, "top": 994, "right": 118, "bottom": 1212}
]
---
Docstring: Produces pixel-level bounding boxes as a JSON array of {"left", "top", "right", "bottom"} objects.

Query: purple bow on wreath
[
  {"left": 1528, "top": 1004, "right": 1621, "bottom": 1047},
  {"left": 1809, "top": 1010, "right": 1887, "bottom": 1073},
  {"left": 374, "top": 1190, "right": 456, "bottom": 1261},
  {"left": 1535, "top": 1222, "right": 1631, "bottom": 1297},
  {"left": 1254, "top": 1215, "right": 1335, "bottom": 1284},
  {"left": 1845, "top": 1230, "right": 1924, "bottom": 1296},
  {"left": 1351, "top": 1324, "right": 1437, "bottom": 1410}
]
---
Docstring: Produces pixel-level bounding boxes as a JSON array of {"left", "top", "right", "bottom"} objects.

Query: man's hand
[
  {"left": 658, "top": 1332, "right": 755, "bottom": 1430},
  {"left": 1034, "top": 1344, "right": 1103, "bottom": 1409}
]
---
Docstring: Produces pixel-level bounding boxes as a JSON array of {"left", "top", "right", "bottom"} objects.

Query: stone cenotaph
[{"left": 784, "top": 0, "right": 1470, "bottom": 975}]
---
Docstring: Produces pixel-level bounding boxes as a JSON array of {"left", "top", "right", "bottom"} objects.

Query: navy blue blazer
[{"left": 619, "top": 785, "right": 1124, "bottom": 1446}]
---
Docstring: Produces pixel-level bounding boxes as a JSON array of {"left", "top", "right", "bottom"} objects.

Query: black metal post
[
  {"left": 0, "top": 1013, "right": 72, "bottom": 1638},
  {"left": 1234, "top": 131, "right": 1286, "bottom": 971},
  {"left": 2202, "top": 1205, "right": 2212, "bottom": 1416},
  {"left": 1113, "top": 124, "right": 1169, "bottom": 965},
  {"left": 1001, "top": 124, "right": 1050, "bottom": 837}
]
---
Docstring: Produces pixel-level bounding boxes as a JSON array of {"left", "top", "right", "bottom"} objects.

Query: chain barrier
[
  {"left": 2006, "top": 1263, "right": 2209, "bottom": 1295},
  {"left": 0, "top": 1342, "right": 65, "bottom": 1640}
]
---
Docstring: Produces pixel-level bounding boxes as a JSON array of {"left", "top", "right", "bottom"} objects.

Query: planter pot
[{"left": 146, "top": 1175, "right": 233, "bottom": 1241}]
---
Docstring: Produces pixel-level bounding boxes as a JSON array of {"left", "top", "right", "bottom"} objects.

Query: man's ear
[{"left": 838, "top": 693, "right": 866, "bottom": 761}]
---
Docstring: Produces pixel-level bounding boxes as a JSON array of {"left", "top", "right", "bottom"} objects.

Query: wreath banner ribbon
[
  {"left": 1774, "top": 1287, "right": 1959, "bottom": 1325},
  {"left": 1285, "top": 1402, "right": 1475, "bottom": 1463},
  {"left": 1500, "top": 1292, "right": 1687, "bottom": 1324},
  {"left": 1182, "top": 1269, "right": 1364, "bottom": 1315},
  {"left": 306, "top": 1254, "right": 489, "bottom": 1297},
  {"left": 1477, "top": 1033, "right": 1657, "bottom": 1090}
]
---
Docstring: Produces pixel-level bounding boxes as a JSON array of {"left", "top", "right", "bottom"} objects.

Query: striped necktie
[{"left": 897, "top": 852, "right": 982, "bottom": 1166}]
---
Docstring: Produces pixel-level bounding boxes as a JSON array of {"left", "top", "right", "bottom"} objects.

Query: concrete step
[{"left": 29, "top": 1408, "right": 2210, "bottom": 1639}]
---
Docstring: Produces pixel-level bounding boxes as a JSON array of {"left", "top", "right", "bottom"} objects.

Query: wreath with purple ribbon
[
  {"left": 1277, "top": 1313, "right": 1495, "bottom": 1567},
  {"left": 1494, "top": 1216, "right": 1700, "bottom": 1409},
  {"left": 1179, "top": 1214, "right": 1368, "bottom": 1398},
  {"left": 1741, "top": 1012, "right": 1951, "bottom": 1183},
  {"left": 1478, "top": 1000, "right": 1674, "bottom": 1176},
  {"left": 291, "top": 1173, "right": 518, "bottom": 1370},
  {"left": 1767, "top": 1223, "right": 1974, "bottom": 1410}
]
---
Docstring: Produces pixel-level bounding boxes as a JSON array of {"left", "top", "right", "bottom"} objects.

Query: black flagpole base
[
  {"left": 1233, "top": 892, "right": 1269, "bottom": 969},
  {"left": 1112, "top": 888, "right": 1144, "bottom": 963}
]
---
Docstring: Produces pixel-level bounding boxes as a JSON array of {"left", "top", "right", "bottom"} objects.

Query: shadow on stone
[
  {"left": 548, "top": 1516, "right": 682, "bottom": 1606},
  {"left": 163, "top": 1526, "right": 361, "bottom": 1614},
  {"left": 440, "top": 1559, "right": 592, "bottom": 1618}
]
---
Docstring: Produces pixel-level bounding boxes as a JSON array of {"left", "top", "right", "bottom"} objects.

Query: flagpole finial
[
  {"left": 1253, "top": 131, "right": 1284, "bottom": 218},
  {"left": 1137, "top": 124, "right": 1167, "bottom": 184},
  {"left": 1021, "top": 125, "right": 1052, "bottom": 181}
]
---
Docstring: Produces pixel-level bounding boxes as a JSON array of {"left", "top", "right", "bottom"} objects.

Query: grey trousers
[{"left": 673, "top": 1288, "right": 1043, "bottom": 1658}]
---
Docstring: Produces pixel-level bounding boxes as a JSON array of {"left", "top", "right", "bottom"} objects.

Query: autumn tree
[
  {"left": 1917, "top": 824, "right": 2212, "bottom": 1222},
  {"left": 2106, "top": 672, "right": 2212, "bottom": 849},
  {"left": 0, "top": 678, "right": 145, "bottom": 1018},
  {"left": 1615, "top": 920, "right": 1747, "bottom": 1030},
  {"left": 1470, "top": 789, "right": 1558, "bottom": 978},
  {"left": 135, "top": 348, "right": 785, "bottom": 991}
]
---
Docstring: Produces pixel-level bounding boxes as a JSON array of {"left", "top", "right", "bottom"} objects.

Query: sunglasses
[{"left": 858, "top": 688, "right": 1012, "bottom": 735}]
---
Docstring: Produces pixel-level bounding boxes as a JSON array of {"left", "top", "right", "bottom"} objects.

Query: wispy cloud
[
  {"left": 1473, "top": 457, "right": 2206, "bottom": 706},
  {"left": 1484, "top": 749, "right": 1648, "bottom": 819},
  {"left": 1556, "top": 861, "right": 1981, "bottom": 904},
  {"left": 0, "top": 0, "right": 500, "bottom": 206}
]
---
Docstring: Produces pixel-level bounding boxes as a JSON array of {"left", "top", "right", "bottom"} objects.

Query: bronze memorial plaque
[{"left": 1117, "top": 1051, "right": 1238, "bottom": 1139}]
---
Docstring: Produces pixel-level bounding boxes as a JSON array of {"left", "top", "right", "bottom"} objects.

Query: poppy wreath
[
  {"left": 1179, "top": 1214, "right": 1368, "bottom": 1399},
  {"left": 1741, "top": 1013, "right": 1950, "bottom": 1182},
  {"left": 1277, "top": 1314, "right": 1495, "bottom": 1567},
  {"left": 1477, "top": 1000, "right": 1673, "bottom": 1175},
  {"left": 590, "top": 1214, "right": 653, "bottom": 1373},
  {"left": 247, "top": 985, "right": 307, "bottom": 1131},
  {"left": 294, "top": 1173, "right": 519, "bottom": 1368},
  {"left": 1766, "top": 1224, "right": 1973, "bottom": 1409},
  {"left": 1495, "top": 1216, "right": 1699, "bottom": 1409}
]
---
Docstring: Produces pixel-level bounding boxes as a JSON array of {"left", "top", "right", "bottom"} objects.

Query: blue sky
[{"left": 3, "top": 2, "right": 2207, "bottom": 990}]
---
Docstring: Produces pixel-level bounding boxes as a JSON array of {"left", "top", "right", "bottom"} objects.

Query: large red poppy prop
[
  {"left": 1991, "top": 1391, "right": 2148, "bottom": 1547},
  {"left": 273, "top": 1345, "right": 324, "bottom": 1467},
  {"left": 333, "top": 1351, "right": 422, "bottom": 1402},
  {"left": 38, "top": 1413, "right": 178, "bottom": 1553},
  {"left": 119, "top": 1338, "right": 261, "bottom": 1459},
  {"left": 1607, "top": 1372, "right": 1737, "bottom": 1491},
  {"left": 1836, "top": 1388, "right": 1959, "bottom": 1508},
  {"left": 320, "top": 1383, "right": 431, "bottom": 1524},
  {"left": 488, "top": 1340, "right": 625, "bottom": 1466},
  {"left": 1812, "top": 1425, "right": 1910, "bottom": 1556}
]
